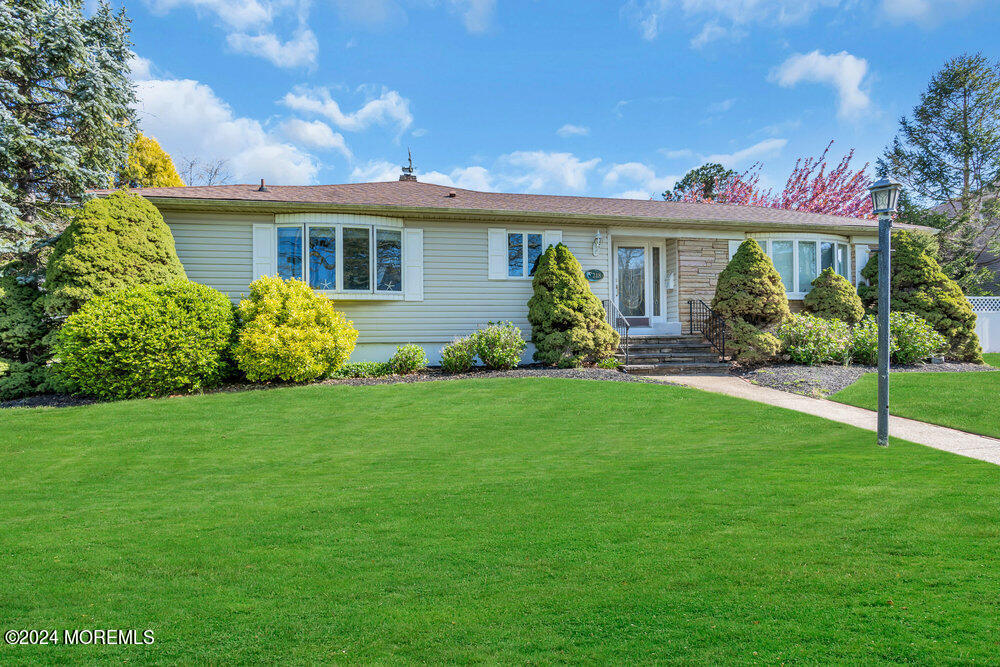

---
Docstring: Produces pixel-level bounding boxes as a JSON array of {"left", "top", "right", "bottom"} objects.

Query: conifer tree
[
  {"left": 527, "top": 243, "right": 619, "bottom": 367},
  {"left": 118, "top": 134, "right": 185, "bottom": 188},
  {"left": 711, "top": 239, "right": 790, "bottom": 363},
  {"left": 860, "top": 230, "right": 982, "bottom": 362},
  {"left": 1, "top": 0, "right": 136, "bottom": 267},
  {"left": 803, "top": 267, "right": 864, "bottom": 324}
]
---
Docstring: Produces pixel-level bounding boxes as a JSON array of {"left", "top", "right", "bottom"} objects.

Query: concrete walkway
[{"left": 654, "top": 374, "right": 1000, "bottom": 466}]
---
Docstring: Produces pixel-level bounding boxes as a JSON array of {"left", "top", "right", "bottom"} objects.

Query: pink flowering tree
[{"left": 674, "top": 141, "right": 874, "bottom": 219}]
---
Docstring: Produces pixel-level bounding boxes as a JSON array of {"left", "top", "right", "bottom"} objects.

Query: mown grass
[
  {"left": 832, "top": 369, "right": 1000, "bottom": 438},
  {"left": 2, "top": 378, "right": 1000, "bottom": 663}
]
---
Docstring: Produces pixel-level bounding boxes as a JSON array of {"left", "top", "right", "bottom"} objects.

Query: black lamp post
[{"left": 868, "top": 177, "right": 902, "bottom": 447}]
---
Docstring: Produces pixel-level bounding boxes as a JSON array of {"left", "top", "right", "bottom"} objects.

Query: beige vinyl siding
[
  {"left": 163, "top": 212, "right": 609, "bottom": 344},
  {"left": 335, "top": 221, "right": 609, "bottom": 343},
  {"left": 165, "top": 212, "right": 261, "bottom": 299}
]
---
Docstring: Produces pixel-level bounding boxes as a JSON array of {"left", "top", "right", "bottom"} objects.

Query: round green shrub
[
  {"left": 803, "top": 267, "right": 864, "bottom": 324},
  {"left": 233, "top": 276, "right": 358, "bottom": 383},
  {"left": 778, "top": 313, "right": 851, "bottom": 365},
  {"left": 55, "top": 281, "right": 235, "bottom": 399},
  {"left": 390, "top": 344, "right": 428, "bottom": 375},
  {"left": 727, "top": 318, "right": 782, "bottom": 365},
  {"left": 712, "top": 239, "right": 790, "bottom": 363},
  {"left": 440, "top": 336, "right": 477, "bottom": 374},
  {"left": 850, "top": 312, "right": 946, "bottom": 366},
  {"left": 527, "top": 243, "right": 619, "bottom": 367},
  {"left": 859, "top": 230, "right": 981, "bottom": 362},
  {"left": 472, "top": 321, "right": 525, "bottom": 371},
  {"left": 45, "top": 191, "right": 186, "bottom": 317},
  {"left": 0, "top": 274, "right": 56, "bottom": 399}
]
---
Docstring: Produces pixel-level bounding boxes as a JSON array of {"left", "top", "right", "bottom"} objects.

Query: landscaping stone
[{"left": 736, "top": 361, "right": 992, "bottom": 397}]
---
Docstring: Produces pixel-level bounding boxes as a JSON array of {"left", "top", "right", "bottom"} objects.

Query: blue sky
[{"left": 116, "top": 0, "right": 1000, "bottom": 198}]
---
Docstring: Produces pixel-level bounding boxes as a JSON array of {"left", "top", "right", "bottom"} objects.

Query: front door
[{"left": 615, "top": 244, "right": 649, "bottom": 327}]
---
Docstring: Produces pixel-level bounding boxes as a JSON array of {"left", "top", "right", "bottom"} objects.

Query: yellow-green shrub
[
  {"left": 55, "top": 281, "right": 234, "bottom": 399},
  {"left": 233, "top": 276, "right": 358, "bottom": 383},
  {"left": 803, "top": 267, "right": 864, "bottom": 324}
]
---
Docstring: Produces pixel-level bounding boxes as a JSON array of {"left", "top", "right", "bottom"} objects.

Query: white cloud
[
  {"left": 706, "top": 98, "right": 736, "bottom": 114},
  {"left": 144, "top": 0, "right": 316, "bottom": 67},
  {"left": 144, "top": 0, "right": 275, "bottom": 31},
  {"left": 227, "top": 29, "right": 318, "bottom": 68},
  {"left": 705, "top": 138, "right": 787, "bottom": 168},
  {"left": 128, "top": 55, "right": 154, "bottom": 81},
  {"left": 421, "top": 166, "right": 494, "bottom": 190},
  {"left": 282, "top": 86, "right": 413, "bottom": 134},
  {"left": 603, "top": 162, "right": 677, "bottom": 198},
  {"left": 136, "top": 73, "right": 318, "bottom": 184},
  {"left": 881, "top": 0, "right": 983, "bottom": 24},
  {"left": 770, "top": 50, "right": 871, "bottom": 119},
  {"left": 660, "top": 148, "right": 694, "bottom": 160},
  {"left": 557, "top": 124, "right": 590, "bottom": 138},
  {"left": 350, "top": 159, "right": 403, "bottom": 183},
  {"left": 281, "top": 119, "right": 352, "bottom": 159},
  {"left": 690, "top": 21, "right": 729, "bottom": 48},
  {"left": 624, "top": 0, "right": 841, "bottom": 43},
  {"left": 450, "top": 0, "right": 496, "bottom": 32},
  {"left": 498, "top": 151, "right": 600, "bottom": 192}
]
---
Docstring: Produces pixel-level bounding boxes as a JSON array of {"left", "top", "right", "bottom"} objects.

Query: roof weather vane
[{"left": 399, "top": 149, "right": 417, "bottom": 181}]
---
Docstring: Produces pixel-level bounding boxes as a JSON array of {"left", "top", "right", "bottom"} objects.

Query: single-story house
[{"left": 105, "top": 175, "right": 928, "bottom": 364}]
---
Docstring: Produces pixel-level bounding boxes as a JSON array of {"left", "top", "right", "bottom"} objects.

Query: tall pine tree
[
  {"left": 880, "top": 53, "right": 1000, "bottom": 292},
  {"left": 0, "top": 0, "right": 136, "bottom": 271}
]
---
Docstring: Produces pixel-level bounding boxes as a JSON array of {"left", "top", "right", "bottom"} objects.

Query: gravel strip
[
  {"left": 736, "top": 361, "right": 994, "bottom": 397},
  {"left": 0, "top": 367, "right": 658, "bottom": 410}
]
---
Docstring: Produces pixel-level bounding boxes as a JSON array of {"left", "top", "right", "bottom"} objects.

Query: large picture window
[
  {"left": 276, "top": 224, "right": 403, "bottom": 294},
  {"left": 732, "top": 238, "right": 853, "bottom": 295}
]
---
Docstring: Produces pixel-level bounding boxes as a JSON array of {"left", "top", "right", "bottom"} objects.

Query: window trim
[
  {"left": 275, "top": 222, "right": 405, "bottom": 297},
  {"left": 506, "top": 230, "right": 544, "bottom": 279},
  {"left": 734, "top": 236, "right": 854, "bottom": 298}
]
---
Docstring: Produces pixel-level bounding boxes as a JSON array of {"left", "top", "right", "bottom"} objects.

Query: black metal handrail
[
  {"left": 602, "top": 299, "right": 631, "bottom": 366},
  {"left": 687, "top": 300, "right": 726, "bottom": 358}
]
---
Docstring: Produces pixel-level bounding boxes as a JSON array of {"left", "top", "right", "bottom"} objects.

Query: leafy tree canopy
[
  {"left": 118, "top": 134, "right": 184, "bottom": 188},
  {"left": 880, "top": 53, "right": 1000, "bottom": 293},
  {"left": 664, "top": 163, "right": 736, "bottom": 202},
  {"left": 0, "top": 0, "right": 137, "bottom": 269}
]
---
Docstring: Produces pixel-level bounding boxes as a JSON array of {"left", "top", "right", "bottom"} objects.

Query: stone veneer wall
[{"left": 677, "top": 239, "right": 730, "bottom": 328}]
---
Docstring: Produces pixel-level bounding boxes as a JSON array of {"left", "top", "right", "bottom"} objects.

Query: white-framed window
[
  {"left": 276, "top": 223, "right": 403, "bottom": 294},
  {"left": 488, "top": 228, "right": 562, "bottom": 280},
  {"left": 729, "top": 237, "right": 853, "bottom": 295},
  {"left": 507, "top": 231, "right": 544, "bottom": 278}
]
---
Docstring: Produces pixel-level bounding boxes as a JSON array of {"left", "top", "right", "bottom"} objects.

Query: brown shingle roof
[{"left": 93, "top": 180, "right": 928, "bottom": 232}]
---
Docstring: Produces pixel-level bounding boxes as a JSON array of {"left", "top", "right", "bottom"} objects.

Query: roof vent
[
  {"left": 447, "top": 191, "right": 457, "bottom": 198},
  {"left": 399, "top": 148, "right": 417, "bottom": 182},
  {"left": 257, "top": 178, "right": 269, "bottom": 192}
]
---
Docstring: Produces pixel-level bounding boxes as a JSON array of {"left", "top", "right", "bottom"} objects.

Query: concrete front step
[
  {"left": 618, "top": 353, "right": 722, "bottom": 363},
  {"left": 622, "top": 362, "right": 731, "bottom": 376}
]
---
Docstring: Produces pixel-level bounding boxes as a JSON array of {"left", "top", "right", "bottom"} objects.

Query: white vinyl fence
[{"left": 968, "top": 297, "right": 1000, "bottom": 353}]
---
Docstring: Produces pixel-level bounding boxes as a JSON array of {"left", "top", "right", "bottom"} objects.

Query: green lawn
[
  {"left": 3, "top": 378, "right": 1000, "bottom": 663},
  {"left": 985, "top": 352, "right": 1000, "bottom": 367},
  {"left": 832, "top": 370, "right": 1000, "bottom": 438}
]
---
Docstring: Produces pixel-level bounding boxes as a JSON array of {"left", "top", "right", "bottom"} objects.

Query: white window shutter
[
  {"left": 543, "top": 229, "right": 562, "bottom": 250},
  {"left": 728, "top": 240, "right": 742, "bottom": 260},
  {"left": 252, "top": 223, "right": 276, "bottom": 279},
  {"left": 488, "top": 228, "right": 506, "bottom": 279},
  {"left": 403, "top": 228, "right": 424, "bottom": 301}
]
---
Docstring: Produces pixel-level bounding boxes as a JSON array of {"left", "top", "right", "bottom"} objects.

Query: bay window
[
  {"left": 731, "top": 237, "right": 855, "bottom": 295},
  {"left": 276, "top": 223, "right": 403, "bottom": 293}
]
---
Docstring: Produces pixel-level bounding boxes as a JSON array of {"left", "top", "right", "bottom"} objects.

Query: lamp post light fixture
[{"left": 868, "top": 177, "right": 903, "bottom": 447}]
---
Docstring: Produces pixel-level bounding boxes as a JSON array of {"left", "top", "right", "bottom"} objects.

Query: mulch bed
[
  {"left": 1, "top": 366, "right": 657, "bottom": 411},
  {"left": 736, "top": 361, "right": 994, "bottom": 397}
]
